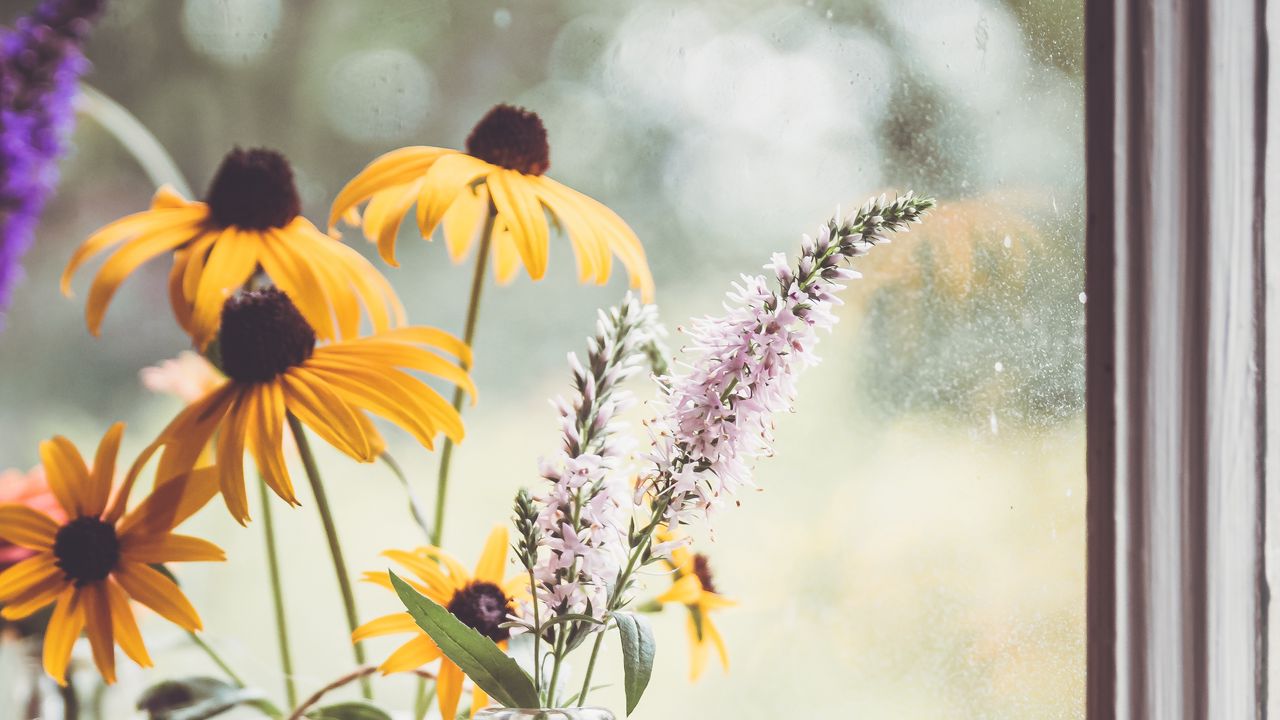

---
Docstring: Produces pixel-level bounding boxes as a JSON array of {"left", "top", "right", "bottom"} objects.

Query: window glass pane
[{"left": 0, "top": 0, "right": 1083, "bottom": 716}]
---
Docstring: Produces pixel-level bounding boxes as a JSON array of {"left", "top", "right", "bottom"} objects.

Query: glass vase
[{"left": 474, "top": 708, "right": 615, "bottom": 720}]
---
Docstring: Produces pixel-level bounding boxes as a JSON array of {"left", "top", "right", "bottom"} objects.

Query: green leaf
[
  {"left": 614, "top": 611, "right": 656, "bottom": 715},
  {"left": 390, "top": 571, "right": 540, "bottom": 709},
  {"left": 135, "top": 677, "right": 267, "bottom": 720},
  {"left": 305, "top": 701, "right": 394, "bottom": 720}
]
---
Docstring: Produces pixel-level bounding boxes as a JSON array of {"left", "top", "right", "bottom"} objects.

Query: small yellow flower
[
  {"left": 62, "top": 148, "right": 404, "bottom": 348},
  {"left": 355, "top": 526, "right": 526, "bottom": 719},
  {"left": 329, "top": 104, "right": 654, "bottom": 300},
  {"left": 655, "top": 536, "right": 735, "bottom": 681},
  {"left": 0, "top": 423, "right": 225, "bottom": 685},
  {"left": 145, "top": 287, "right": 475, "bottom": 525}
]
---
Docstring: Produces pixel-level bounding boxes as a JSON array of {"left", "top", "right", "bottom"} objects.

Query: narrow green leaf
[
  {"left": 614, "top": 611, "right": 656, "bottom": 715},
  {"left": 305, "top": 701, "right": 394, "bottom": 720},
  {"left": 390, "top": 572, "right": 540, "bottom": 709}
]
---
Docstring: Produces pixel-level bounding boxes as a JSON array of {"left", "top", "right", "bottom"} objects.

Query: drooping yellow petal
[
  {"left": 104, "top": 578, "right": 151, "bottom": 668},
  {"left": 120, "top": 533, "right": 226, "bottom": 564},
  {"left": 115, "top": 561, "right": 202, "bottom": 631},
  {"left": 698, "top": 591, "right": 738, "bottom": 611},
  {"left": 537, "top": 188, "right": 604, "bottom": 285},
  {"left": 81, "top": 583, "right": 117, "bottom": 683},
  {"left": 368, "top": 178, "right": 426, "bottom": 265},
  {"left": 85, "top": 422, "right": 125, "bottom": 517},
  {"left": 168, "top": 251, "right": 195, "bottom": 335},
  {"left": 372, "top": 326, "right": 473, "bottom": 366},
  {"left": 0, "top": 553, "right": 59, "bottom": 601},
  {"left": 0, "top": 568, "right": 67, "bottom": 620},
  {"left": 656, "top": 575, "right": 703, "bottom": 606},
  {"left": 190, "top": 229, "right": 260, "bottom": 346},
  {"left": 0, "top": 506, "right": 58, "bottom": 550},
  {"left": 304, "top": 358, "right": 461, "bottom": 446},
  {"left": 61, "top": 197, "right": 206, "bottom": 296},
  {"left": 379, "top": 633, "right": 442, "bottom": 674},
  {"left": 246, "top": 382, "right": 296, "bottom": 505},
  {"left": 473, "top": 526, "right": 508, "bottom": 584},
  {"left": 536, "top": 176, "right": 654, "bottom": 301},
  {"left": 687, "top": 614, "right": 710, "bottom": 682},
  {"left": 487, "top": 169, "right": 549, "bottom": 280},
  {"left": 181, "top": 231, "right": 220, "bottom": 304},
  {"left": 379, "top": 551, "right": 454, "bottom": 600},
  {"left": 491, "top": 224, "right": 522, "bottom": 285},
  {"left": 153, "top": 383, "right": 237, "bottom": 487},
  {"left": 215, "top": 392, "right": 252, "bottom": 524},
  {"left": 328, "top": 147, "right": 449, "bottom": 230},
  {"left": 281, "top": 370, "right": 376, "bottom": 461},
  {"left": 118, "top": 466, "right": 220, "bottom": 538},
  {"left": 320, "top": 340, "right": 477, "bottom": 403},
  {"left": 38, "top": 436, "right": 91, "bottom": 517},
  {"left": 419, "top": 547, "right": 471, "bottom": 593},
  {"left": 44, "top": 587, "right": 85, "bottom": 686},
  {"left": 703, "top": 614, "right": 729, "bottom": 671},
  {"left": 352, "top": 612, "right": 419, "bottom": 642},
  {"left": 442, "top": 184, "right": 490, "bottom": 263},
  {"left": 257, "top": 228, "right": 337, "bottom": 341},
  {"left": 436, "top": 658, "right": 465, "bottom": 720},
  {"left": 414, "top": 153, "right": 493, "bottom": 246},
  {"left": 362, "top": 569, "right": 434, "bottom": 599},
  {"left": 84, "top": 219, "right": 206, "bottom": 336}
]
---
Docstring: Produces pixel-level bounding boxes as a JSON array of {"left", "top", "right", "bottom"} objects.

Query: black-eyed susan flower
[
  {"left": 328, "top": 104, "right": 655, "bottom": 301},
  {"left": 0, "top": 423, "right": 224, "bottom": 685},
  {"left": 656, "top": 539, "right": 735, "bottom": 681},
  {"left": 62, "top": 147, "right": 404, "bottom": 348},
  {"left": 354, "top": 526, "right": 525, "bottom": 719},
  {"left": 146, "top": 286, "right": 474, "bottom": 524}
]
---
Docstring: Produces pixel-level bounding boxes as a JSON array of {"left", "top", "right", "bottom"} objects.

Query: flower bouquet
[{"left": 0, "top": 2, "right": 933, "bottom": 718}]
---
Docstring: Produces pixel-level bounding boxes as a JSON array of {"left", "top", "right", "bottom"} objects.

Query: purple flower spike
[{"left": 0, "top": 0, "right": 106, "bottom": 324}]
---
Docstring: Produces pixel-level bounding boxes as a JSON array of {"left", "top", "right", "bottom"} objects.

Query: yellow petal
[
  {"left": 0, "top": 569, "right": 67, "bottom": 620},
  {"left": 437, "top": 659, "right": 464, "bottom": 720},
  {"left": 81, "top": 582, "right": 117, "bottom": 683},
  {"left": 379, "top": 551, "right": 454, "bottom": 600},
  {"left": 0, "top": 505, "right": 58, "bottom": 549},
  {"left": 215, "top": 392, "right": 252, "bottom": 524},
  {"left": 43, "top": 587, "right": 85, "bottom": 686},
  {"left": 487, "top": 169, "right": 549, "bottom": 279},
  {"left": 191, "top": 229, "right": 260, "bottom": 346},
  {"left": 0, "top": 553, "right": 60, "bottom": 601},
  {"left": 247, "top": 382, "right": 296, "bottom": 505},
  {"left": 115, "top": 561, "right": 202, "bottom": 631},
  {"left": 39, "top": 436, "right": 92, "bottom": 518},
  {"left": 105, "top": 578, "right": 151, "bottom": 668},
  {"left": 704, "top": 614, "right": 729, "bottom": 671},
  {"left": 379, "top": 634, "right": 442, "bottom": 674},
  {"left": 415, "top": 153, "right": 493, "bottom": 245},
  {"left": 84, "top": 220, "right": 205, "bottom": 336},
  {"left": 656, "top": 575, "right": 703, "bottom": 606},
  {"left": 62, "top": 203, "right": 205, "bottom": 296},
  {"left": 118, "top": 466, "right": 220, "bottom": 537},
  {"left": 443, "top": 184, "right": 489, "bottom": 263},
  {"left": 85, "top": 422, "right": 125, "bottom": 517},
  {"left": 281, "top": 369, "right": 375, "bottom": 461},
  {"left": 473, "top": 526, "right": 508, "bottom": 584},
  {"left": 329, "top": 147, "right": 449, "bottom": 231},
  {"left": 687, "top": 614, "right": 709, "bottom": 682},
  {"left": 120, "top": 533, "right": 225, "bottom": 564},
  {"left": 152, "top": 383, "right": 236, "bottom": 487},
  {"left": 352, "top": 612, "right": 419, "bottom": 642}
]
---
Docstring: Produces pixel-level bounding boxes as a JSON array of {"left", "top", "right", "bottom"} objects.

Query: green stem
[
  {"left": 576, "top": 633, "right": 605, "bottom": 706},
  {"left": 380, "top": 451, "right": 433, "bottom": 543},
  {"left": 259, "top": 480, "right": 298, "bottom": 709},
  {"left": 431, "top": 207, "right": 497, "bottom": 546},
  {"left": 287, "top": 413, "right": 372, "bottom": 700},
  {"left": 528, "top": 567, "right": 543, "bottom": 702},
  {"left": 546, "top": 632, "right": 567, "bottom": 708},
  {"left": 414, "top": 678, "right": 437, "bottom": 720},
  {"left": 188, "top": 630, "right": 245, "bottom": 687},
  {"left": 75, "top": 84, "right": 193, "bottom": 197}
]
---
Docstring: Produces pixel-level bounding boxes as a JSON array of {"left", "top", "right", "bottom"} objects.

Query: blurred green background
[{"left": 0, "top": 0, "right": 1084, "bottom": 717}]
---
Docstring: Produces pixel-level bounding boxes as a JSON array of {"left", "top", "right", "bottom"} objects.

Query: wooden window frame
[{"left": 1084, "top": 0, "right": 1270, "bottom": 717}]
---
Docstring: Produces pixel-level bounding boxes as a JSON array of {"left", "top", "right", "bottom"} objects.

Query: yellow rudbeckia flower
[
  {"left": 144, "top": 286, "right": 475, "bottom": 524},
  {"left": 62, "top": 147, "right": 404, "bottom": 348},
  {"left": 354, "top": 526, "right": 526, "bottom": 719},
  {"left": 329, "top": 104, "right": 654, "bottom": 301},
  {"left": 0, "top": 423, "right": 224, "bottom": 685},
  {"left": 656, "top": 538, "right": 736, "bottom": 681}
]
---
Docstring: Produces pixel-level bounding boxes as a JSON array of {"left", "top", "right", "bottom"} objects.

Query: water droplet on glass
[
  {"left": 989, "top": 411, "right": 999, "bottom": 435},
  {"left": 493, "top": 8, "right": 512, "bottom": 29},
  {"left": 994, "top": 361, "right": 1004, "bottom": 373},
  {"left": 1003, "top": 235, "right": 1012, "bottom": 248},
  {"left": 1078, "top": 292, "right": 1088, "bottom": 304}
]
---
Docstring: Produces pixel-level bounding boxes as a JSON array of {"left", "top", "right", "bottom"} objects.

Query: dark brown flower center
[
  {"left": 692, "top": 554, "right": 717, "bottom": 594},
  {"left": 447, "top": 581, "right": 512, "bottom": 642},
  {"left": 205, "top": 148, "right": 302, "bottom": 230},
  {"left": 218, "top": 287, "right": 315, "bottom": 384},
  {"left": 53, "top": 516, "right": 119, "bottom": 585},
  {"left": 465, "top": 104, "right": 550, "bottom": 176}
]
